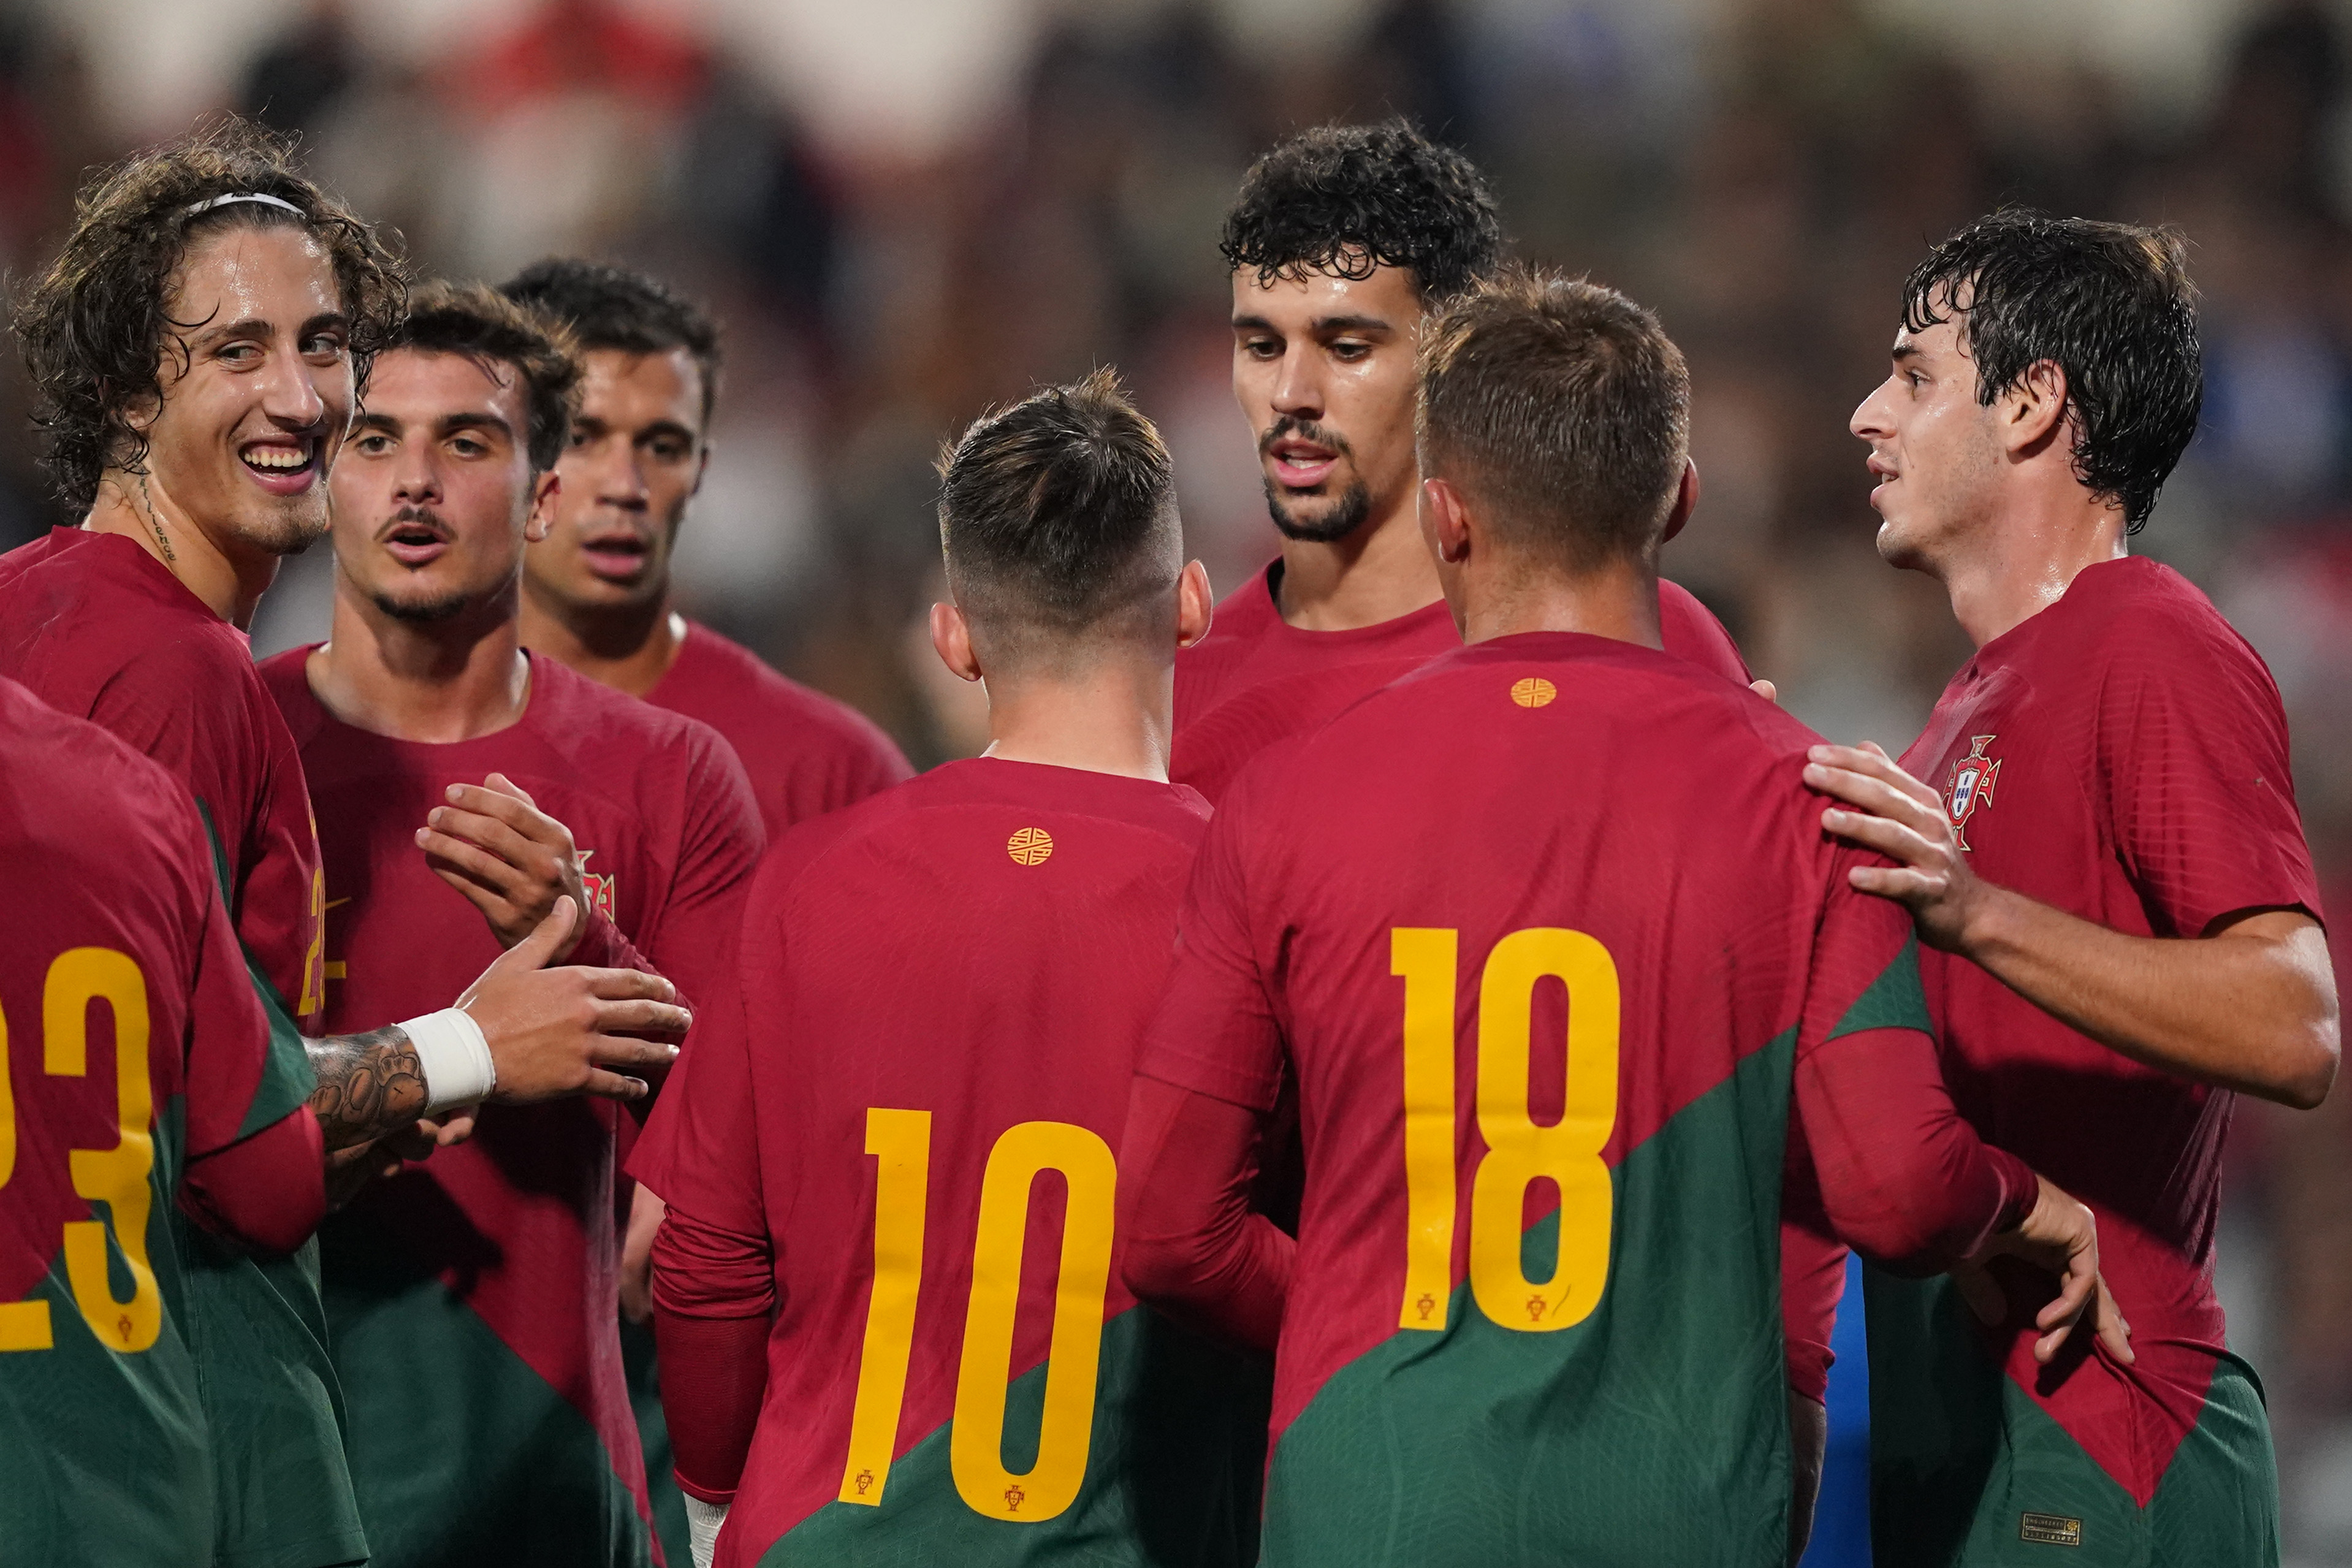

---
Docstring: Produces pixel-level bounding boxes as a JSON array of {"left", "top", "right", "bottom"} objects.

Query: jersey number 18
[{"left": 1393, "top": 926, "right": 1620, "bottom": 1335}]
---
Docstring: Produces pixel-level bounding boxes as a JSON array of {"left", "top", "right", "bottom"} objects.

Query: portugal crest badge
[
  {"left": 1943, "top": 735, "right": 2001, "bottom": 852},
  {"left": 576, "top": 848, "right": 617, "bottom": 920}
]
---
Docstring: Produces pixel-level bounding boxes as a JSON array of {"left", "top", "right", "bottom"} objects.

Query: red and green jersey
[
  {"left": 0, "top": 527, "right": 359, "bottom": 1568},
  {"left": 1140, "top": 633, "right": 2025, "bottom": 1567},
  {"left": 1873, "top": 557, "right": 2320, "bottom": 1566},
  {"left": 0, "top": 676, "right": 325, "bottom": 1564},
  {"left": 636, "top": 759, "right": 1269, "bottom": 1568},
  {"left": 644, "top": 620, "right": 911, "bottom": 845},
  {"left": 1171, "top": 559, "right": 1751, "bottom": 803},
  {"left": 261, "top": 647, "right": 763, "bottom": 1568}
]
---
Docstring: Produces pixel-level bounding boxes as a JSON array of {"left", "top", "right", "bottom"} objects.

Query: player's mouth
[
  {"left": 1865, "top": 454, "right": 1898, "bottom": 508},
  {"left": 238, "top": 437, "right": 319, "bottom": 495},
  {"left": 579, "top": 531, "right": 653, "bottom": 584},
  {"left": 1266, "top": 437, "right": 1341, "bottom": 491},
  {"left": 379, "top": 511, "right": 452, "bottom": 568}
]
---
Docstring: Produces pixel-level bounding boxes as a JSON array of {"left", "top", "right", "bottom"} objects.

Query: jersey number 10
[
  {"left": 1393, "top": 926, "right": 1620, "bottom": 1336},
  {"left": 839, "top": 1109, "right": 1117, "bottom": 1526},
  {"left": 0, "top": 948, "right": 164, "bottom": 1356}
]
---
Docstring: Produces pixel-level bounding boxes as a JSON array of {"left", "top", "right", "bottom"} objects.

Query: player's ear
[
  {"left": 2006, "top": 360, "right": 2070, "bottom": 455},
  {"left": 1176, "top": 559, "right": 1213, "bottom": 650},
  {"left": 1662, "top": 458, "right": 1699, "bottom": 543},
  {"left": 1420, "top": 476, "right": 1472, "bottom": 565},
  {"left": 930, "top": 600, "right": 983, "bottom": 683},
  {"left": 524, "top": 470, "right": 561, "bottom": 543}
]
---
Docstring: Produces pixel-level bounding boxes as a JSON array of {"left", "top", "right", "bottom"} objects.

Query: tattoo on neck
[
  {"left": 306, "top": 1026, "right": 429, "bottom": 1151},
  {"left": 136, "top": 473, "right": 177, "bottom": 565}
]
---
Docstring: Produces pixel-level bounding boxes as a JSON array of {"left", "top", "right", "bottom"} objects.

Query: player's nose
[
  {"left": 258, "top": 342, "right": 329, "bottom": 430},
  {"left": 1851, "top": 382, "right": 1894, "bottom": 442},
  {"left": 1271, "top": 349, "right": 1324, "bottom": 419}
]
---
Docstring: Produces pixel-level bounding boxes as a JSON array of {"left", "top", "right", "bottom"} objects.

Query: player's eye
[
  {"left": 1240, "top": 336, "right": 1280, "bottom": 359},
  {"left": 569, "top": 428, "right": 591, "bottom": 447},
  {"left": 451, "top": 436, "right": 488, "bottom": 457},
  {"left": 651, "top": 438, "right": 688, "bottom": 462},
  {"left": 218, "top": 342, "right": 262, "bottom": 367},
  {"left": 354, "top": 434, "right": 390, "bottom": 454},
  {"left": 300, "top": 333, "right": 344, "bottom": 358},
  {"left": 1330, "top": 340, "right": 1371, "bottom": 362}
]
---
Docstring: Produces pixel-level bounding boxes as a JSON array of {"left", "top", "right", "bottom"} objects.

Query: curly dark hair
[
  {"left": 498, "top": 257, "right": 721, "bottom": 428},
  {"left": 389, "top": 280, "right": 582, "bottom": 473},
  {"left": 1902, "top": 209, "right": 2201, "bottom": 534},
  {"left": 11, "top": 116, "right": 405, "bottom": 511},
  {"left": 1220, "top": 119, "right": 1504, "bottom": 303}
]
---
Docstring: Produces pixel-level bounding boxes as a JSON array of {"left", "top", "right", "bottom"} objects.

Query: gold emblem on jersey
[
  {"left": 1942, "top": 734, "right": 2003, "bottom": 853},
  {"left": 2019, "top": 1512, "right": 2082, "bottom": 1546},
  {"left": 575, "top": 848, "right": 618, "bottom": 919},
  {"left": 1510, "top": 676, "right": 1558, "bottom": 709},
  {"left": 1007, "top": 827, "right": 1055, "bottom": 866}
]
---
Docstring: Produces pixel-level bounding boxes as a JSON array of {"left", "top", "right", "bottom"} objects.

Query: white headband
[{"left": 181, "top": 192, "right": 306, "bottom": 221}]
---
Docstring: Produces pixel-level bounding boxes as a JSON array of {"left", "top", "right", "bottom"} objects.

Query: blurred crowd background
[{"left": 9, "top": 0, "right": 2352, "bottom": 1558}]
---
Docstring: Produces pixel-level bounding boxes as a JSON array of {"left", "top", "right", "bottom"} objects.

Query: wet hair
[
  {"left": 1902, "top": 210, "right": 2201, "bottom": 533},
  {"left": 1221, "top": 119, "right": 1503, "bottom": 303},
  {"left": 498, "top": 257, "right": 721, "bottom": 428},
  {"left": 1417, "top": 266, "right": 1689, "bottom": 570},
  {"left": 937, "top": 367, "right": 1179, "bottom": 659},
  {"left": 387, "top": 280, "right": 582, "bottom": 473},
  {"left": 12, "top": 115, "right": 405, "bottom": 509}
]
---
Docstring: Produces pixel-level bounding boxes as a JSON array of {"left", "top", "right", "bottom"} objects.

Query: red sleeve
[
  {"left": 1117, "top": 1074, "right": 1293, "bottom": 1352},
  {"left": 653, "top": 1299, "right": 768, "bottom": 1502},
  {"left": 1133, "top": 771, "right": 1287, "bottom": 1113},
  {"left": 180, "top": 1110, "right": 324, "bottom": 1254},
  {"left": 1659, "top": 579, "right": 1751, "bottom": 685},
  {"left": 643, "top": 904, "right": 777, "bottom": 1504},
  {"left": 1797, "top": 870, "right": 2037, "bottom": 1271},
  {"left": 2100, "top": 617, "right": 2323, "bottom": 937},
  {"left": 87, "top": 641, "right": 259, "bottom": 838}
]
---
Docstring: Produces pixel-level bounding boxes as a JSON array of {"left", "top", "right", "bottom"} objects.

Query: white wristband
[
  {"left": 683, "top": 1494, "right": 728, "bottom": 1568},
  {"left": 398, "top": 1008, "right": 495, "bottom": 1114}
]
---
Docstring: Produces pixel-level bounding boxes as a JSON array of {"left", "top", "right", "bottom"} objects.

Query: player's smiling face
[
  {"left": 1232, "top": 261, "right": 1423, "bottom": 542},
  {"left": 527, "top": 346, "right": 706, "bottom": 612},
  {"left": 142, "top": 225, "right": 351, "bottom": 558},
  {"left": 330, "top": 346, "right": 556, "bottom": 623},
  {"left": 1850, "top": 310, "right": 2004, "bottom": 572}
]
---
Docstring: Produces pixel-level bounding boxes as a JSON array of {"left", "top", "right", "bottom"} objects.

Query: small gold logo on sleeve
[
  {"left": 1509, "top": 677, "right": 1558, "bottom": 709},
  {"left": 2019, "top": 1512, "right": 2082, "bottom": 1546},
  {"left": 1007, "top": 828, "right": 1055, "bottom": 866}
]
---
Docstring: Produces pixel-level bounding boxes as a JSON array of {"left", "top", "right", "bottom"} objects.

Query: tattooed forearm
[{"left": 306, "top": 1027, "right": 430, "bottom": 1151}]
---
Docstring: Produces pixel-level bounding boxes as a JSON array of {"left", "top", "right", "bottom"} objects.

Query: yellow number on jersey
[
  {"left": 840, "top": 1113, "right": 1119, "bottom": 1524},
  {"left": 0, "top": 948, "right": 162, "bottom": 1353},
  {"left": 1395, "top": 926, "right": 1621, "bottom": 1334}
]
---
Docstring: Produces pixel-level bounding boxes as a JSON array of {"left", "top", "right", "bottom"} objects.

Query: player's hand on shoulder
[
  {"left": 1805, "top": 740, "right": 1984, "bottom": 950},
  {"left": 417, "top": 771, "right": 592, "bottom": 958},
  {"left": 1954, "top": 1171, "right": 2134, "bottom": 1369},
  {"left": 458, "top": 897, "right": 690, "bottom": 1105}
]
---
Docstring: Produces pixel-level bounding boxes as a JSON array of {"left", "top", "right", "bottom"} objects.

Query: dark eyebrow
[
  {"left": 438, "top": 411, "right": 515, "bottom": 441},
  {"left": 1231, "top": 313, "right": 1275, "bottom": 332},
  {"left": 1312, "top": 314, "right": 1393, "bottom": 335},
  {"left": 351, "top": 410, "right": 400, "bottom": 436},
  {"left": 1892, "top": 343, "right": 1922, "bottom": 365}
]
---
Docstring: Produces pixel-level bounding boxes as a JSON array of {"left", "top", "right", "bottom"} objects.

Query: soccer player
[
  {"left": 0, "top": 677, "right": 328, "bottom": 1562},
  {"left": 498, "top": 259, "right": 913, "bottom": 1561},
  {"left": 0, "top": 121, "right": 693, "bottom": 1568},
  {"left": 1813, "top": 212, "right": 2339, "bottom": 1564},
  {"left": 638, "top": 371, "right": 1268, "bottom": 1568},
  {"left": 1120, "top": 270, "right": 2118, "bottom": 1567},
  {"left": 1178, "top": 120, "right": 1753, "bottom": 804},
  {"left": 501, "top": 257, "right": 911, "bottom": 837},
  {"left": 258, "top": 280, "right": 763, "bottom": 1568}
]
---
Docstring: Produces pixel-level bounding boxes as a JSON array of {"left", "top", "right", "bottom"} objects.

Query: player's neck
[
  {"left": 979, "top": 655, "right": 1174, "bottom": 783},
  {"left": 517, "top": 574, "right": 686, "bottom": 697},
  {"left": 1274, "top": 493, "right": 1444, "bottom": 632},
  {"left": 308, "top": 578, "right": 533, "bottom": 743},
  {"left": 1455, "top": 555, "right": 1664, "bottom": 650},
  {"left": 83, "top": 472, "right": 280, "bottom": 630},
  {"left": 1935, "top": 489, "right": 2129, "bottom": 649}
]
